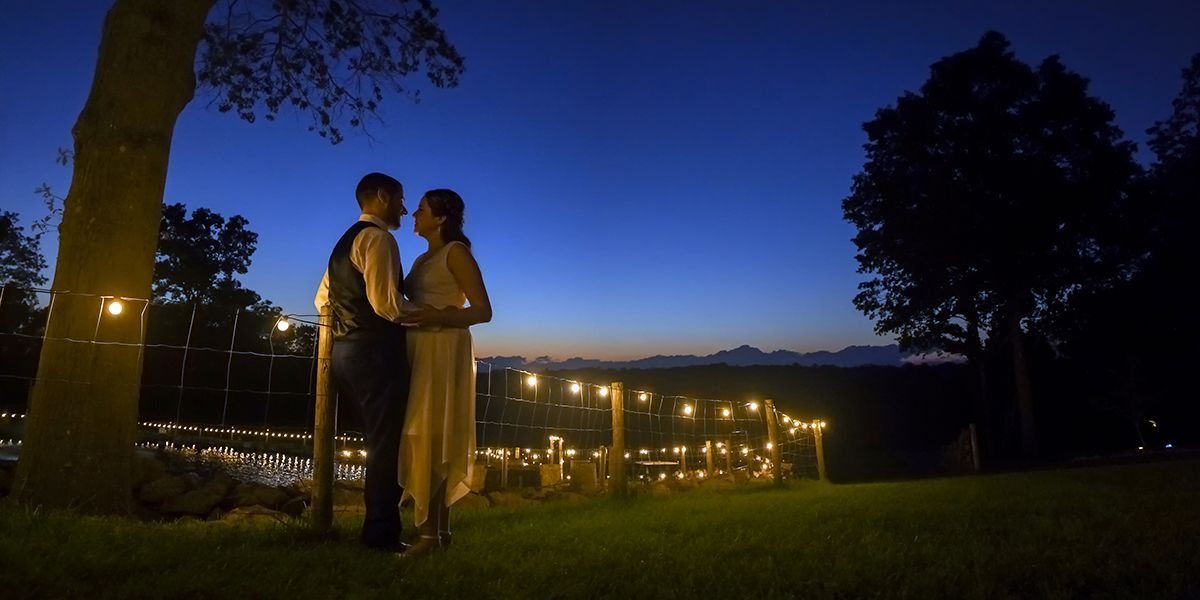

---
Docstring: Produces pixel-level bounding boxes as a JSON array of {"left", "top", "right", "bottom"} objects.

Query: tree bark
[
  {"left": 1008, "top": 310, "right": 1037, "bottom": 460},
  {"left": 13, "top": 0, "right": 214, "bottom": 513}
]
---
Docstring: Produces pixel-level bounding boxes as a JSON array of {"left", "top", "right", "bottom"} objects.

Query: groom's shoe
[{"left": 363, "top": 540, "right": 411, "bottom": 553}]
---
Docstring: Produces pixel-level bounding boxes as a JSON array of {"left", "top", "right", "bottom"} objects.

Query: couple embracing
[{"left": 314, "top": 172, "right": 491, "bottom": 558}]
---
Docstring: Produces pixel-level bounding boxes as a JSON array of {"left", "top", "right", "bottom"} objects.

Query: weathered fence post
[
  {"left": 312, "top": 306, "right": 336, "bottom": 532},
  {"left": 814, "top": 420, "right": 828, "bottom": 482},
  {"left": 764, "top": 399, "right": 783, "bottom": 486},
  {"left": 705, "top": 440, "right": 715, "bottom": 477},
  {"left": 609, "top": 381, "right": 627, "bottom": 498},
  {"left": 501, "top": 448, "right": 510, "bottom": 488},
  {"left": 724, "top": 439, "right": 733, "bottom": 480},
  {"left": 969, "top": 423, "right": 981, "bottom": 472}
]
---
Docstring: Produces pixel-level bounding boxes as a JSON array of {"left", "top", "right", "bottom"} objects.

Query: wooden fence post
[
  {"left": 969, "top": 423, "right": 981, "bottom": 472},
  {"left": 312, "top": 306, "right": 336, "bottom": 532},
  {"left": 609, "top": 381, "right": 627, "bottom": 498},
  {"left": 705, "top": 440, "right": 715, "bottom": 477},
  {"left": 764, "top": 399, "right": 783, "bottom": 486},
  {"left": 724, "top": 439, "right": 733, "bottom": 480},
  {"left": 501, "top": 448, "right": 510, "bottom": 488},
  {"left": 814, "top": 420, "right": 828, "bottom": 482}
]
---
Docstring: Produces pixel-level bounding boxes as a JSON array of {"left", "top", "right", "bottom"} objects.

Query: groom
[{"left": 314, "top": 172, "right": 411, "bottom": 550}]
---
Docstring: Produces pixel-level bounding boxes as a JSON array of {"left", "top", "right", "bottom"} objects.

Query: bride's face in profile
[{"left": 411, "top": 197, "right": 445, "bottom": 238}]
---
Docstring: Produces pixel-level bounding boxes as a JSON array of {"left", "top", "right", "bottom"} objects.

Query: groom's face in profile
[{"left": 380, "top": 184, "right": 407, "bottom": 230}]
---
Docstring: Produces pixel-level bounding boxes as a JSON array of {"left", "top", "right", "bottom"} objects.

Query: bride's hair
[{"left": 423, "top": 188, "right": 471, "bottom": 248}]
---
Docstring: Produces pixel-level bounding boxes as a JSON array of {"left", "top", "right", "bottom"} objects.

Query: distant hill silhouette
[{"left": 479, "top": 344, "right": 949, "bottom": 371}]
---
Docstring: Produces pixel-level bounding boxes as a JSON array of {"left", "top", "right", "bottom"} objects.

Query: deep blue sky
[{"left": 1, "top": 1, "right": 1197, "bottom": 359}]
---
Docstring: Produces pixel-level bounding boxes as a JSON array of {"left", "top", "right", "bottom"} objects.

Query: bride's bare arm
[{"left": 407, "top": 243, "right": 492, "bottom": 328}]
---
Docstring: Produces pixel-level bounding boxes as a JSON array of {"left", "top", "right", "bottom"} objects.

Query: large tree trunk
[
  {"left": 13, "top": 0, "right": 214, "bottom": 514},
  {"left": 1008, "top": 311, "right": 1037, "bottom": 459}
]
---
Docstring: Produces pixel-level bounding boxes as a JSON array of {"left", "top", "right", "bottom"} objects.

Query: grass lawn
[{"left": 3, "top": 460, "right": 1199, "bottom": 599}]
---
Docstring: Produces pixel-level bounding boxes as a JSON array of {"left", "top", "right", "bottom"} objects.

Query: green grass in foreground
[{"left": 3, "top": 461, "right": 1199, "bottom": 599}]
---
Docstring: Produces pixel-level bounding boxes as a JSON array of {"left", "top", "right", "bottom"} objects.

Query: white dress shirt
[{"left": 313, "top": 214, "right": 410, "bottom": 323}]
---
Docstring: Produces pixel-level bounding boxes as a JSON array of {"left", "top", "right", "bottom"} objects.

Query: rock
[
  {"left": 538, "top": 464, "right": 563, "bottom": 488},
  {"left": 139, "top": 475, "right": 191, "bottom": 504},
  {"left": 700, "top": 478, "right": 735, "bottom": 491},
  {"left": 222, "top": 505, "right": 289, "bottom": 524},
  {"left": 180, "top": 472, "right": 204, "bottom": 490},
  {"left": 231, "top": 482, "right": 290, "bottom": 509},
  {"left": 280, "top": 496, "right": 307, "bottom": 518},
  {"left": 205, "top": 473, "right": 236, "bottom": 497},
  {"left": 161, "top": 488, "right": 225, "bottom": 516},
  {"left": 332, "top": 484, "right": 364, "bottom": 507},
  {"left": 452, "top": 492, "right": 490, "bottom": 510},
  {"left": 552, "top": 491, "right": 588, "bottom": 505},
  {"left": 290, "top": 479, "right": 314, "bottom": 496},
  {"left": 486, "top": 491, "right": 527, "bottom": 507},
  {"left": 131, "top": 453, "right": 168, "bottom": 488},
  {"left": 569, "top": 461, "right": 599, "bottom": 493}
]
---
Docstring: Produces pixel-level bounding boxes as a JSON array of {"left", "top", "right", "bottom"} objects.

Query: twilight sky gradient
[{"left": 1, "top": 1, "right": 1197, "bottom": 360}]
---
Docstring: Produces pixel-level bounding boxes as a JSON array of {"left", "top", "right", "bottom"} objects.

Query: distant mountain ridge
[{"left": 480, "top": 344, "right": 920, "bottom": 371}]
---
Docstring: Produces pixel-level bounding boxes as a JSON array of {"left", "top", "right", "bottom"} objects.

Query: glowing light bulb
[
  {"left": 748, "top": 402, "right": 758, "bottom": 411},
  {"left": 570, "top": 382, "right": 580, "bottom": 393},
  {"left": 782, "top": 415, "right": 792, "bottom": 424},
  {"left": 766, "top": 443, "right": 774, "bottom": 450},
  {"left": 106, "top": 300, "right": 124, "bottom": 316},
  {"left": 682, "top": 405, "right": 693, "bottom": 415},
  {"left": 598, "top": 387, "right": 609, "bottom": 397},
  {"left": 276, "top": 317, "right": 291, "bottom": 332},
  {"left": 638, "top": 393, "right": 648, "bottom": 401},
  {"left": 526, "top": 375, "right": 537, "bottom": 387},
  {"left": 722, "top": 408, "right": 731, "bottom": 417}
]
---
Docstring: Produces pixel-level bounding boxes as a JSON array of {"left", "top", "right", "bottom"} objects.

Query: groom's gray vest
[{"left": 328, "top": 221, "right": 406, "bottom": 342}]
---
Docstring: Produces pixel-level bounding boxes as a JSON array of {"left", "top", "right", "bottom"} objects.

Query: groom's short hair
[{"left": 356, "top": 173, "right": 402, "bottom": 207}]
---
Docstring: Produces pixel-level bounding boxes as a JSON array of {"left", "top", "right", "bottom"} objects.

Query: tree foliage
[
  {"left": 154, "top": 203, "right": 261, "bottom": 307},
  {"left": 842, "top": 31, "right": 1140, "bottom": 357},
  {"left": 198, "top": 0, "right": 466, "bottom": 143}
]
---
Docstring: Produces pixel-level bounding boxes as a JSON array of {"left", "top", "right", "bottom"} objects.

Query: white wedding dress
[{"left": 399, "top": 241, "right": 477, "bottom": 527}]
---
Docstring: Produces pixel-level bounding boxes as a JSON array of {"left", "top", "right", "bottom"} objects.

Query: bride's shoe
[{"left": 398, "top": 535, "right": 443, "bottom": 559}]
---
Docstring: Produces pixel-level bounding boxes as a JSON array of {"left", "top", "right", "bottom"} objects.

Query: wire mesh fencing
[{"left": 0, "top": 286, "right": 827, "bottom": 490}]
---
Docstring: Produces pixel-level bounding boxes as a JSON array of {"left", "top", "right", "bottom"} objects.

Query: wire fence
[{"left": 0, "top": 286, "right": 825, "bottom": 487}]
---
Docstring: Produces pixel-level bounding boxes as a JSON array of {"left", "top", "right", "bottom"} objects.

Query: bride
[{"left": 398, "top": 188, "right": 492, "bottom": 557}]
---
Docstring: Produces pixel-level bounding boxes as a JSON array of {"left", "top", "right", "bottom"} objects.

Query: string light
[
  {"left": 275, "top": 317, "right": 291, "bottom": 332},
  {"left": 748, "top": 402, "right": 758, "bottom": 411},
  {"left": 638, "top": 393, "right": 648, "bottom": 402},
  {"left": 721, "top": 408, "right": 730, "bottom": 417},
  {"left": 106, "top": 299, "right": 124, "bottom": 316},
  {"left": 682, "top": 404, "right": 693, "bottom": 416},
  {"left": 526, "top": 375, "right": 537, "bottom": 387},
  {"left": 570, "top": 382, "right": 580, "bottom": 393},
  {"left": 598, "top": 386, "right": 609, "bottom": 397}
]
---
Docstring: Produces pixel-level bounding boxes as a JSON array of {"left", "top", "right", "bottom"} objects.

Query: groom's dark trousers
[
  {"left": 331, "top": 334, "right": 407, "bottom": 548},
  {"left": 327, "top": 219, "right": 409, "bottom": 549}
]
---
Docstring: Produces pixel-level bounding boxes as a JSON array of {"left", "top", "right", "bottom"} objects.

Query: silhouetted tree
[
  {"left": 1052, "top": 53, "right": 1200, "bottom": 447},
  {"left": 154, "top": 203, "right": 260, "bottom": 307},
  {"left": 1, "top": 213, "right": 50, "bottom": 403},
  {"left": 18, "top": 0, "right": 464, "bottom": 514},
  {"left": 842, "top": 32, "right": 1140, "bottom": 460},
  {"left": 0, "top": 212, "right": 48, "bottom": 315}
]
